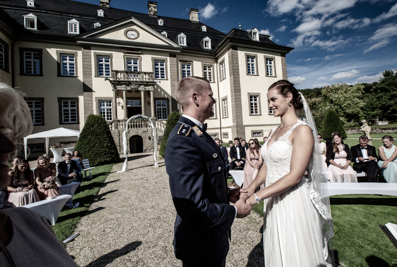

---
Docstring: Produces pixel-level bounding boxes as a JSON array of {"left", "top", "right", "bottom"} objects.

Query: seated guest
[
  {"left": 351, "top": 135, "right": 379, "bottom": 182},
  {"left": 243, "top": 139, "right": 263, "bottom": 189},
  {"left": 7, "top": 159, "right": 39, "bottom": 207},
  {"left": 72, "top": 150, "right": 85, "bottom": 178},
  {"left": 34, "top": 156, "right": 59, "bottom": 200},
  {"left": 42, "top": 154, "right": 56, "bottom": 174},
  {"left": 327, "top": 133, "right": 357, "bottom": 183},
  {"left": 241, "top": 139, "right": 248, "bottom": 152},
  {"left": 58, "top": 153, "right": 80, "bottom": 184},
  {"left": 227, "top": 140, "right": 233, "bottom": 163},
  {"left": 215, "top": 138, "right": 229, "bottom": 172},
  {"left": 378, "top": 135, "right": 397, "bottom": 183},
  {"left": 230, "top": 137, "right": 245, "bottom": 170},
  {"left": 10, "top": 157, "right": 20, "bottom": 172}
]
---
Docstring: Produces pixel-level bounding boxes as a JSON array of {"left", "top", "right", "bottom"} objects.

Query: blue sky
[{"left": 78, "top": 0, "right": 397, "bottom": 89}]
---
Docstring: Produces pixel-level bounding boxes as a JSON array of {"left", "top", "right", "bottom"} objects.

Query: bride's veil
[{"left": 299, "top": 92, "right": 335, "bottom": 266}]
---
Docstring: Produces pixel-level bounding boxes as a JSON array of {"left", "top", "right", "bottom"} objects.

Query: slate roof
[{"left": 0, "top": 0, "right": 292, "bottom": 54}]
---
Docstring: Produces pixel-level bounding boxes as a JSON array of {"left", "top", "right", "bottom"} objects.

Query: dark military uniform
[{"left": 165, "top": 116, "right": 235, "bottom": 267}]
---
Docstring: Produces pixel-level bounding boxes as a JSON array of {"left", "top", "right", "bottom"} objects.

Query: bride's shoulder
[{"left": 292, "top": 122, "right": 312, "bottom": 138}]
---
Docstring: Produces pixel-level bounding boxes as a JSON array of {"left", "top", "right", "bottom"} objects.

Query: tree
[
  {"left": 371, "top": 70, "right": 397, "bottom": 122},
  {"left": 319, "top": 83, "right": 365, "bottom": 128},
  {"left": 75, "top": 115, "right": 120, "bottom": 166},
  {"left": 159, "top": 111, "right": 181, "bottom": 158},
  {"left": 322, "top": 110, "right": 347, "bottom": 140}
]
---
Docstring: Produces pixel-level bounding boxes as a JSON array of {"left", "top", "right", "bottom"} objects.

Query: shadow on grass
[
  {"left": 366, "top": 255, "right": 391, "bottom": 267},
  {"left": 78, "top": 178, "right": 120, "bottom": 191},
  {"left": 74, "top": 189, "right": 118, "bottom": 204},
  {"left": 57, "top": 207, "right": 105, "bottom": 223},
  {"left": 85, "top": 241, "right": 142, "bottom": 267},
  {"left": 330, "top": 197, "right": 397, "bottom": 206},
  {"left": 246, "top": 224, "right": 264, "bottom": 267}
]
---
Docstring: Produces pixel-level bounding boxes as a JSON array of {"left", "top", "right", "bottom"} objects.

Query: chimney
[
  {"left": 99, "top": 0, "right": 110, "bottom": 8},
  {"left": 189, "top": 8, "right": 199, "bottom": 23},
  {"left": 148, "top": 1, "right": 158, "bottom": 16}
]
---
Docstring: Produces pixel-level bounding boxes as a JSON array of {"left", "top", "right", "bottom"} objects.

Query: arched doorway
[{"left": 129, "top": 135, "right": 143, "bottom": 153}]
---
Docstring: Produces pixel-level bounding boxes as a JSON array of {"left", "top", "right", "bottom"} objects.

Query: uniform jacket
[
  {"left": 165, "top": 116, "right": 235, "bottom": 265},
  {"left": 230, "top": 145, "right": 246, "bottom": 162}
]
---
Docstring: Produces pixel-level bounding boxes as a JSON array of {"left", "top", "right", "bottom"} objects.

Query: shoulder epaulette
[
  {"left": 177, "top": 123, "right": 192, "bottom": 136},
  {"left": 192, "top": 126, "right": 203, "bottom": 137}
]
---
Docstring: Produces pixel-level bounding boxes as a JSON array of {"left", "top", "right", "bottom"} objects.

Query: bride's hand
[{"left": 240, "top": 189, "right": 252, "bottom": 200}]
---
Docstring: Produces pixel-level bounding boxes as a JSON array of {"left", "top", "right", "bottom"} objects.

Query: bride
[{"left": 241, "top": 80, "right": 334, "bottom": 266}]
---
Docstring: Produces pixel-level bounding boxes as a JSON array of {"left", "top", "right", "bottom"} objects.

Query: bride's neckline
[{"left": 266, "top": 120, "right": 301, "bottom": 150}]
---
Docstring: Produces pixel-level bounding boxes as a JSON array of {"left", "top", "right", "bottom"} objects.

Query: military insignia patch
[
  {"left": 192, "top": 126, "right": 203, "bottom": 137},
  {"left": 177, "top": 123, "right": 192, "bottom": 136}
]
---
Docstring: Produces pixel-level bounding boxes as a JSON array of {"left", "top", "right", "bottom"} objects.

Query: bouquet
[{"left": 40, "top": 176, "right": 56, "bottom": 189}]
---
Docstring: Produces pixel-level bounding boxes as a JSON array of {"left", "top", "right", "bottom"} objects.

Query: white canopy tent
[{"left": 23, "top": 127, "right": 81, "bottom": 159}]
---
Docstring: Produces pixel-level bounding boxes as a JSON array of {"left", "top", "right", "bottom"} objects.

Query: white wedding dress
[{"left": 261, "top": 120, "right": 327, "bottom": 266}]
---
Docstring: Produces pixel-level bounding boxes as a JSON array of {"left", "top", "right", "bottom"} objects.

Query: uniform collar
[{"left": 182, "top": 114, "right": 203, "bottom": 129}]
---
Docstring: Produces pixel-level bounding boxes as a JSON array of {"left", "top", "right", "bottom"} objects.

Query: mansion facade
[{"left": 0, "top": 0, "right": 293, "bottom": 154}]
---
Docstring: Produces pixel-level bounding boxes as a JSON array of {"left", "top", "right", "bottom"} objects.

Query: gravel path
[{"left": 66, "top": 153, "right": 264, "bottom": 267}]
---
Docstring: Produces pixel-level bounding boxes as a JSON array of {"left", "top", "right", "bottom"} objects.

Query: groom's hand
[
  {"left": 235, "top": 198, "right": 252, "bottom": 218},
  {"left": 228, "top": 188, "right": 240, "bottom": 203}
]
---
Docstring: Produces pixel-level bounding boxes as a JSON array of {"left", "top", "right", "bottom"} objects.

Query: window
[
  {"left": 223, "top": 132, "right": 229, "bottom": 139},
  {"left": 26, "top": 98, "right": 44, "bottom": 125},
  {"left": 60, "top": 54, "right": 76, "bottom": 76},
  {"left": 60, "top": 99, "right": 78, "bottom": 124},
  {"left": 158, "top": 19, "right": 164, "bottom": 26},
  {"left": 23, "top": 50, "right": 41, "bottom": 75},
  {"left": 154, "top": 60, "right": 166, "bottom": 79},
  {"left": 127, "top": 100, "right": 141, "bottom": 107},
  {"left": 26, "top": 0, "right": 35, "bottom": 7},
  {"left": 247, "top": 56, "right": 256, "bottom": 75},
  {"left": 266, "top": 58, "right": 275, "bottom": 76},
  {"left": 250, "top": 95, "right": 260, "bottom": 115},
  {"left": 99, "top": 100, "right": 112, "bottom": 121},
  {"left": 126, "top": 58, "right": 139, "bottom": 72},
  {"left": 251, "top": 28, "right": 259, "bottom": 41},
  {"left": 201, "top": 25, "right": 207, "bottom": 32},
  {"left": 203, "top": 65, "right": 213, "bottom": 82},
  {"left": 219, "top": 61, "right": 226, "bottom": 80},
  {"left": 97, "top": 9, "right": 104, "bottom": 17},
  {"left": 161, "top": 31, "right": 167, "bottom": 37},
  {"left": 156, "top": 100, "right": 168, "bottom": 120},
  {"left": 178, "top": 33, "right": 186, "bottom": 46},
  {"left": 97, "top": 56, "right": 111, "bottom": 77},
  {"left": 93, "top": 22, "right": 101, "bottom": 29},
  {"left": 181, "top": 63, "right": 191, "bottom": 78},
  {"left": 222, "top": 97, "right": 228, "bottom": 118},
  {"left": 24, "top": 13, "right": 37, "bottom": 30},
  {"left": 269, "top": 108, "right": 274, "bottom": 115},
  {"left": 68, "top": 19, "right": 79, "bottom": 34},
  {"left": 252, "top": 130, "right": 263, "bottom": 137},
  {"left": 202, "top": 37, "right": 211, "bottom": 49}
]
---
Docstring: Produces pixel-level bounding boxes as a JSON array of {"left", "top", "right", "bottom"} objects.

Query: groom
[{"left": 165, "top": 77, "right": 252, "bottom": 267}]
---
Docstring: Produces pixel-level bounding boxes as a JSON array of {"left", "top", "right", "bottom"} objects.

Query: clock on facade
[{"left": 125, "top": 29, "right": 139, "bottom": 40}]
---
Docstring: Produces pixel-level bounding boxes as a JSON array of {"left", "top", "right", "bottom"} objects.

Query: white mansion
[{"left": 0, "top": 0, "right": 293, "bottom": 154}]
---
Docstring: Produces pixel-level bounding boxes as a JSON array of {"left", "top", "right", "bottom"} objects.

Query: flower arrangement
[
  {"left": 40, "top": 176, "right": 56, "bottom": 189},
  {"left": 50, "top": 143, "right": 63, "bottom": 148}
]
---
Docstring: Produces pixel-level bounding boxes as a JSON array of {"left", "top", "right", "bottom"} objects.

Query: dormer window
[
  {"left": 201, "top": 25, "right": 207, "bottom": 32},
  {"left": 178, "top": 33, "right": 186, "bottom": 46},
  {"left": 97, "top": 9, "right": 104, "bottom": 17},
  {"left": 161, "top": 31, "right": 167, "bottom": 38},
  {"left": 158, "top": 19, "right": 164, "bottom": 26},
  {"left": 26, "top": 0, "right": 35, "bottom": 7},
  {"left": 251, "top": 28, "right": 259, "bottom": 41},
  {"left": 93, "top": 22, "right": 101, "bottom": 29},
  {"left": 202, "top": 37, "right": 211, "bottom": 50},
  {"left": 24, "top": 13, "right": 37, "bottom": 30},
  {"left": 68, "top": 19, "right": 79, "bottom": 34}
]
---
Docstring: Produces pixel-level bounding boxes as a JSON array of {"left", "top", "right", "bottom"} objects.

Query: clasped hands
[{"left": 229, "top": 188, "right": 257, "bottom": 218}]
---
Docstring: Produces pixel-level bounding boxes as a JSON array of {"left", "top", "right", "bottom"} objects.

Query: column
[
  {"left": 123, "top": 90, "right": 127, "bottom": 119},
  {"left": 112, "top": 89, "right": 118, "bottom": 120},
  {"left": 169, "top": 97, "right": 172, "bottom": 115},
  {"left": 150, "top": 89, "right": 155, "bottom": 118},
  {"left": 141, "top": 90, "right": 145, "bottom": 116}
]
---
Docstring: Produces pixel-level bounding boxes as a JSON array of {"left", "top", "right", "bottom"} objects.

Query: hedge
[
  {"left": 159, "top": 111, "right": 181, "bottom": 158},
  {"left": 322, "top": 110, "right": 347, "bottom": 139}
]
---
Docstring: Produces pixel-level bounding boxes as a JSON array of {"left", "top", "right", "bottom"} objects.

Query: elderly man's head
[{"left": 176, "top": 77, "right": 215, "bottom": 121}]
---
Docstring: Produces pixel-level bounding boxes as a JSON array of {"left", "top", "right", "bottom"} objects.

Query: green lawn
[
  {"left": 51, "top": 163, "right": 114, "bottom": 243},
  {"left": 251, "top": 195, "right": 397, "bottom": 266}
]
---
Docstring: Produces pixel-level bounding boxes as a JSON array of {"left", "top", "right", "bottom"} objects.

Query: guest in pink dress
[
  {"left": 7, "top": 159, "right": 39, "bottom": 207},
  {"left": 327, "top": 133, "right": 357, "bottom": 182},
  {"left": 34, "top": 156, "right": 59, "bottom": 200},
  {"left": 243, "top": 139, "right": 263, "bottom": 189}
]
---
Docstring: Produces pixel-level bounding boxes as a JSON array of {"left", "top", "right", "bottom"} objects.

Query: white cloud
[
  {"left": 276, "top": 25, "right": 288, "bottom": 32},
  {"left": 355, "top": 72, "right": 383, "bottom": 83},
  {"left": 364, "top": 40, "right": 389, "bottom": 53},
  {"left": 259, "top": 29, "right": 274, "bottom": 40},
  {"left": 221, "top": 7, "right": 229, "bottom": 13},
  {"left": 323, "top": 53, "right": 345, "bottom": 60},
  {"left": 330, "top": 69, "right": 360, "bottom": 81},
  {"left": 373, "top": 3, "right": 397, "bottom": 23},
  {"left": 294, "top": 18, "right": 322, "bottom": 33},
  {"left": 364, "top": 23, "right": 397, "bottom": 53},
  {"left": 312, "top": 82, "right": 330, "bottom": 88},
  {"left": 305, "top": 0, "right": 357, "bottom": 16},
  {"left": 317, "top": 76, "right": 328, "bottom": 81},
  {"left": 310, "top": 37, "right": 349, "bottom": 51},
  {"left": 200, "top": 3, "right": 218, "bottom": 20},
  {"left": 289, "top": 76, "right": 307, "bottom": 85},
  {"left": 266, "top": 0, "right": 300, "bottom": 16},
  {"left": 334, "top": 17, "right": 371, "bottom": 30}
]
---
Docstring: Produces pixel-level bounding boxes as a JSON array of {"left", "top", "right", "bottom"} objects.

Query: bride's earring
[{"left": 288, "top": 102, "right": 291, "bottom": 107}]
